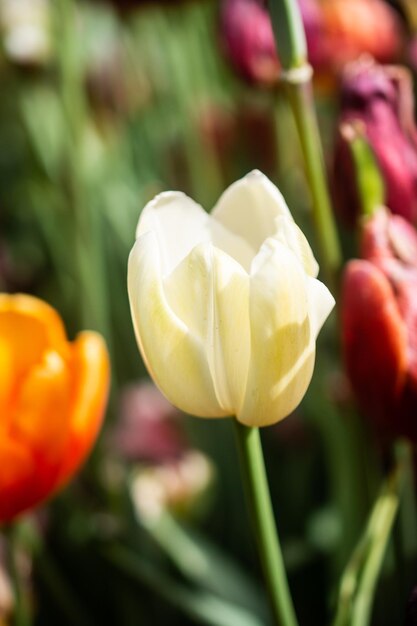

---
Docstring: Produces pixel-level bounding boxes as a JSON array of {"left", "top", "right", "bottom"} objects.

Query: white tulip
[{"left": 128, "top": 171, "right": 335, "bottom": 427}]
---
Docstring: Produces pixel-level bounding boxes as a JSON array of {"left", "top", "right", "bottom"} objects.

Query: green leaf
[
  {"left": 105, "top": 544, "right": 266, "bottom": 626},
  {"left": 342, "top": 122, "right": 385, "bottom": 219},
  {"left": 138, "top": 511, "right": 268, "bottom": 621}
]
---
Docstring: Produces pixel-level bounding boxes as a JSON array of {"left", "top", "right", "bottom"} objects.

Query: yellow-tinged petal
[
  {"left": 164, "top": 243, "right": 250, "bottom": 414},
  {"left": 212, "top": 170, "right": 291, "bottom": 256},
  {"left": 306, "top": 277, "right": 336, "bottom": 339},
  {"left": 128, "top": 232, "right": 226, "bottom": 418},
  {"left": 136, "top": 190, "right": 254, "bottom": 274},
  {"left": 136, "top": 191, "right": 210, "bottom": 276},
  {"left": 274, "top": 215, "right": 319, "bottom": 278},
  {"left": 238, "top": 239, "right": 315, "bottom": 427}
]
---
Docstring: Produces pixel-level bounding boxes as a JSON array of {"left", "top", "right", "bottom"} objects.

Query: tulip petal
[
  {"left": 306, "top": 276, "right": 336, "bottom": 338},
  {"left": 136, "top": 191, "right": 210, "bottom": 276},
  {"left": 0, "top": 337, "right": 13, "bottom": 419},
  {"left": 238, "top": 239, "right": 316, "bottom": 427},
  {"left": 274, "top": 215, "right": 319, "bottom": 277},
  {"left": 0, "top": 293, "right": 68, "bottom": 379},
  {"left": 128, "top": 232, "right": 226, "bottom": 417},
  {"left": 136, "top": 190, "right": 254, "bottom": 273},
  {"left": 164, "top": 243, "right": 250, "bottom": 414},
  {"left": 212, "top": 170, "right": 291, "bottom": 255},
  {"left": 13, "top": 350, "right": 71, "bottom": 457},
  {"left": 56, "top": 331, "right": 110, "bottom": 485},
  {"left": 0, "top": 438, "right": 34, "bottom": 522},
  {"left": 342, "top": 260, "right": 407, "bottom": 416}
]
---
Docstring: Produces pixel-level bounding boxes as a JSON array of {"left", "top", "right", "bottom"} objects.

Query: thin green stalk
[
  {"left": 351, "top": 482, "right": 399, "bottom": 626},
  {"left": 333, "top": 442, "right": 410, "bottom": 626},
  {"left": 5, "top": 524, "right": 31, "bottom": 626},
  {"left": 268, "top": 0, "right": 341, "bottom": 287},
  {"left": 233, "top": 421, "right": 298, "bottom": 626}
]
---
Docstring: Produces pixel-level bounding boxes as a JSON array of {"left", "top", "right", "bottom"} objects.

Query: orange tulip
[{"left": 0, "top": 293, "right": 110, "bottom": 523}]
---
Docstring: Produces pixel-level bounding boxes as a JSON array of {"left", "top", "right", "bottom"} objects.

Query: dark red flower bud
[
  {"left": 219, "top": 0, "right": 280, "bottom": 86},
  {"left": 333, "top": 59, "right": 417, "bottom": 226},
  {"left": 342, "top": 208, "right": 417, "bottom": 441},
  {"left": 298, "top": 0, "right": 327, "bottom": 70}
]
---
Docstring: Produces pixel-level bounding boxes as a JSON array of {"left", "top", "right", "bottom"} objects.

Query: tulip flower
[
  {"left": 219, "top": 0, "right": 280, "bottom": 86},
  {"left": 319, "top": 0, "right": 402, "bottom": 74},
  {"left": 342, "top": 208, "right": 417, "bottom": 441},
  {"left": 219, "top": 0, "right": 329, "bottom": 86},
  {"left": 128, "top": 170, "right": 335, "bottom": 427},
  {"left": 219, "top": 0, "right": 401, "bottom": 87},
  {"left": 333, "top": 59, "right": 417, "bottom": 226},
  {"left": 0, "top": 293, "right": 110, "bottom": 523}
]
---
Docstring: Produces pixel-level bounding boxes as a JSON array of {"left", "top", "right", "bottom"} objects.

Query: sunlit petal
[
  {"left": 128, "top": 232, "right": 225, "bottom": 417},
  {"left": 274, "top": 215, "right": 319, "bottom": 278},
  {"left": 165, "top": 243, "right": 250, "bottom": 413},
  {"left": 212, "top": 170, "right": 291, "bottom": 255},
  {"left": 238, "top": 239, "right": 315, "bottom": 426}
]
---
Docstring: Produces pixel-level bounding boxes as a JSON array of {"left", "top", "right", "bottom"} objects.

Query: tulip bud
[
  {"left": 0, "top": 293, "right": 110, "bottom": 522},
  {"left": 342, "top": 208, "right": 417, "bottom": 441},
  {"left": 333, "top": 59, "right": 417, "bottom": 226},
  {"left": 219, "top": 0, "right": 280, "bottom": 87},
  {"left": 320, "top": 0, "right": 402, "bottom": 73},
  {"left": 298, "top": 0, "right": 327, "bottom": 70},
  {"left": 128, "top": 170, "right": 335, "bottom": 427}
]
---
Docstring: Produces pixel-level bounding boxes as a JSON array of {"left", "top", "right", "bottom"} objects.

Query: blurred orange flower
[{"left": 0, "top": 293, "right": 110, "bottom": 523}]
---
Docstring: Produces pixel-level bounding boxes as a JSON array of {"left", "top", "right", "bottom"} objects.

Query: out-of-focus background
[{"left": 1, "top": 0, "right": 417, "bottom": 624}]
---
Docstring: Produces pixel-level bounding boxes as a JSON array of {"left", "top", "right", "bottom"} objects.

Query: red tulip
[
  {"left": 333, "top": 59, "right": 417, "bottom": 227},
  {"left": 342, "top": 209, "right": 417, "bottom": 440}
]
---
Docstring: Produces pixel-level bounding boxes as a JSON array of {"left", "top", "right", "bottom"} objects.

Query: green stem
[
  {"left": 268, "top": 0, "right": 341, "bottom": 287},
  {"left": 5, "top": 524, "right": 31, "bottom": 626},
  {"left": 233, "top": 421, "right": 298, "bottom": 626},
  {"left": 267, "top": 0, "right": 306, "bottom": 68}
]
